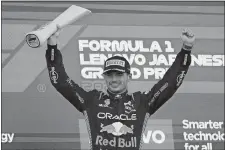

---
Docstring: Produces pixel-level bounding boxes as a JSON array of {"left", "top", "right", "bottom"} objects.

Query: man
[{"left": 45, "top": 26, "right": 195, "bottom": 150}]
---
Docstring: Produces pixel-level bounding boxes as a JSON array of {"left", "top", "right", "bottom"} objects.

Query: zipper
[{"left": 116, "top": 98, "right": 119, "bottom": 150}]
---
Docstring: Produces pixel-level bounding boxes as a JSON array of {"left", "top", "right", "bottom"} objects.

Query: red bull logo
[
  {"left": 100, "top": 122, "right": 134, "bottom": 136},
  {"left": 95, "top": 135, "right": 137, "bottom": 148}
]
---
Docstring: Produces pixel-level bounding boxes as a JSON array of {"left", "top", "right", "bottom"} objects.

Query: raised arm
[
  {"left": 142, "top": 29, "right": 195, "bottom": 115},
  {"left": 45, "top": 26, "right": 97, "bottom": 113}
]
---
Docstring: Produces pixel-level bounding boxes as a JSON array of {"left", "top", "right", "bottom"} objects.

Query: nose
[{"left": 112, "top": 74, "right": 118, "bottom": 81}]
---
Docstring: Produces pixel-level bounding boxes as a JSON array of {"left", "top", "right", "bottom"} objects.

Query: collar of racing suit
[{"left": 106, "top": 89, "right": 128, "bottom": 101}]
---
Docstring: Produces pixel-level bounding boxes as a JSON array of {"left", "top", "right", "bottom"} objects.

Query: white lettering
[
  {"left": 97, "top": 112, "right": 137, "bottom": 120},
  {"left": 149, "top": 54, "right": 175, "bottom": 66},
  {"left": 183, "top": 54, "right": 188, "bottom": 65},
  {"left": 143, "top": 130, "right": 166, "bottom": 144},
  {"left": 89, "top": 40, "right": 101, "bottom": 51},
  {"left": 78, "top": 40, "right": 175, "bottom": 52},
  {"left": 100, "top": 40, "right": 111, "bottom": 52},
  {"left": 144, "top": 68, "right": 168, "bottom": 80},
  {"left": 149, "top": 54, "right": 157, "bottom": 66},
  {"left": 123, "top": 54, "right": 135, "bottom": 65},
  {"left": 165, "top": 41, "right": 174, "bottom": 52},
  {"left": 202, "top": 55, "right": 213, "bottom": 66},
  {"left": 191, "top": 54, "right": 203, "bottom": 66},
  {"left": 1, "top": 133, "right": 14, "bottom": 143},
  {"left": 81, "top": 67, "right": 103, "bottom": 79},
  {"left": 78, "top": 40, "right": 88, "bottom": 51},
  {"left": 182, "top": 119, "right": 190, "bottom": 129},
  {"left": 134, "top": 54, "right": 146, "bottom": 65},
  {"left": 168, "top": 54, "right": 176, "bottom": 65},
  {"left": 80, "top": 54, "right": 106, "bottom": 65},
  {"left": 213, "top": 55, "right": 223, "bottom": 66},
  {"left": 106, "top": 60, "right": 125, "bottom": 67},
  {"left": 150, "top": 41, "right": 162, "bottom": 52},
  {"left": 176, "top": 71, "right": 186, "bottom": 87},
  {"left": 95, "top": 136, "right": 137, "bottom": 148},
  {"left": 156, "top": 54, "right": 169, "bottom": 66},
  {"left": 112, "top": 40, "right": 129, "bottom": 52},
  {"left": 128, "top": 40, "right": 140, "bottom": 52},
  {"left": 131, "top": 68, "right": 141, "bottom": 79},
  {"left": 190, "top": 54, "right": 225, "bottom": 67},
  {"left": 143, "top": 68, "right": 154, "bottom": 79},
  {"left": 182, "top": 120, "right": 224, "bottom": 129},
  {"left": 50, "top": 67, "right": 58, "bottom": 84},
  {"left": 139, "top": 41, "right": 149, "bottom": 52}
]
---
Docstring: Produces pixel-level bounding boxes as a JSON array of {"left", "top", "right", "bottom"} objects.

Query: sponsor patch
[
  {"left": 95, "top": 135, "right": 137, "bottom": 148},
  {"left": 183, "top": 54, "right": 188, "bottom": 65},
  {"left": 51, "top": 49, "right": 54, "bottom": 61},
  {"left": 124, "top": 101, "right": 136, "bottom": 114},
  {"left": 176, "top": 71, "right": 186, "bottom": 87},
  {"left": 99, "top": 99, "right": 112, "bottom": 109},
  {"left": 97, "top": 112, "right": 137, "bottom": 121},
  {"left": 66, "top": 78, "right": 73, "bottom": 87},
  {"left": 100, "top": 122, "right": 134, "bottom": 136},
  {"left": 148, "top": 82, "right": 168, "bottom": 107},
  {"left": 49, "top": 67, "right": 58, "bottom": 84},
  {"left": 106, "top": 59, "right": 125, "bottom": 67}
]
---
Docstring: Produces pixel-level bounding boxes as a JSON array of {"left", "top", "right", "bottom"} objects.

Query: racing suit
[{"left": 45, "top": 44, "right": 191, "bottom": 150}]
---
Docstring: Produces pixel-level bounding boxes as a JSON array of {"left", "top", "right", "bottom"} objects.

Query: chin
[{"left": 109, "top": 87, "right": 122, "bottom": 93}]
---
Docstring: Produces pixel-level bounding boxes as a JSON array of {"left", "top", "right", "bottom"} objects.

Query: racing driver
[{"left": 45, "top": 26, "right": 195, "bottom": 150}]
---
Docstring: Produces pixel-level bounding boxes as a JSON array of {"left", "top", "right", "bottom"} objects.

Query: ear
[{"left": 128, "top": 73, "right": 132, "bottom": 81}]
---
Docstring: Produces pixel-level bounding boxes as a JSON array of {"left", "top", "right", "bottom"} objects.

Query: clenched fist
[
  {"left": 47, "top": 24, "right": 62, "bottom": 46},
  {"left": 181, "top": 28, "right": 195, "bottom": 51}
]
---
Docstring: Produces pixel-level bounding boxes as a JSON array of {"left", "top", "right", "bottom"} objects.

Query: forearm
[
  {"left": 45, "top": 44, "right": 68, "bottom": 87},
  {"left": 158, "top": 47, "right": 192, "bottom": 94},
  {"left": 168, "top": 47, "right": 192, "bottom": 77},
  {"left": 146, "top": 28, "right": 195, "bottom": 115},
  {"left": 148, "top": 47, "right": 192, "bottom": 114}
]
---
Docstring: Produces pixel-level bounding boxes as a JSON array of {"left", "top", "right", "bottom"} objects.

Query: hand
[
  {"left": 47, "top": 24, "right": 61, "bottom": 45},
  {"left": 181, "top": 28, "right": 195, "bottom": 50}
]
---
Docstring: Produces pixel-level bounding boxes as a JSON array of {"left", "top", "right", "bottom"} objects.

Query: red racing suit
[{"left": 45, "top": 44, "right": 191, "bottom": 150}]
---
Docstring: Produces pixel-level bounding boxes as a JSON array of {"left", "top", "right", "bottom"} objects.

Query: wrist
[
  {"left": 47, "top": 44, "right": 57, "bottom": 50},
  {"left": 182, "top": 43, "right": 193, "bottom": 51},
  {"left": 47, "top": 35, "right": 58, "bottom": 45}
]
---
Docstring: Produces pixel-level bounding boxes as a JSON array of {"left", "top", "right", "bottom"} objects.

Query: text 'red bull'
[{"left": 95, "top": 135, "right": 137, "bottom": 148}]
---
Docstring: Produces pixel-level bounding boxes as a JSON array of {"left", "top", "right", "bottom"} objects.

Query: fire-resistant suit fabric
[{"left": 45, "top": 44, "right": 191, "bottom": 150}]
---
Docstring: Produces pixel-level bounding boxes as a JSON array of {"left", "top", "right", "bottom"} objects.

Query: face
[{"left": 103, "top": 71, "right": 131, "bottom": 94}]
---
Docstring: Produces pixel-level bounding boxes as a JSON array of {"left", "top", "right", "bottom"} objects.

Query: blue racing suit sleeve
[
  {"left": 45, "top": 44, "right": 98, "bottom": 113},
  {"left": 143, "top": 48, "right": 192, "bottom": 115}
]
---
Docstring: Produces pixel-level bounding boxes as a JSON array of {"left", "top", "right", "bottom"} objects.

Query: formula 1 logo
[
  {"left": 176, "top": 71, "right": 186, "bottom": 87},
  {"left": 49, "top": 67, "right": 58, "bottom": 84},
  {"left": 100, "top": 122, "right": 134, "bottom": 136}
]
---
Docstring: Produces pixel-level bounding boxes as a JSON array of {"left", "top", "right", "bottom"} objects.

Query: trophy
[{"left": 26, "top": 5, "right": 91, "bottom": 48}]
